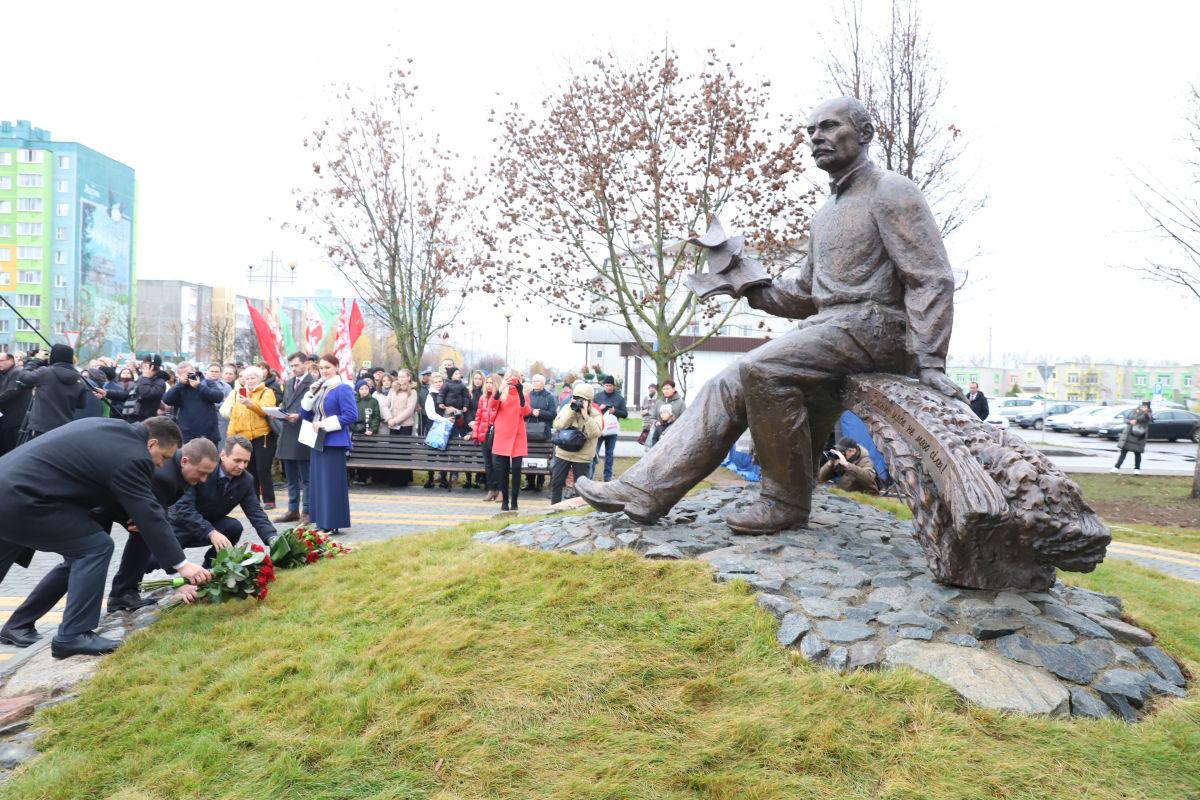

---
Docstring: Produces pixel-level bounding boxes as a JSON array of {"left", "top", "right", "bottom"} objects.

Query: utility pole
[{"left": 246, "top": 251, "right": 298, "bottom": 309}]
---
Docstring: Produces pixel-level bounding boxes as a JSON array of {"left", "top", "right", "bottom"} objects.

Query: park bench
[{"left": 345, "top": 433, "right": 557, "bottom": 475}]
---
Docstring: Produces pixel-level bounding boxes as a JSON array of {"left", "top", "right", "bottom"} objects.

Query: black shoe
[
  {"left": 424, "top": 480, "right": 435, "bottom": 489},
  {"left": 500, "top": 503, "right": 510, "bottom": 511},
  {"left": 463, "top": 480, "right": 476, "bottom": 489},
  {"left": 51, "top": 632, "right": 120, "bottom": 659},
  {"left": 0, "top": 625, "right": 42, "bottom": 648},
  {"left": 107, "top": 593, "right": 156, "bottom": 613},
  {"left": 439, "top": 480, "right": 451, "bottom": 490}
]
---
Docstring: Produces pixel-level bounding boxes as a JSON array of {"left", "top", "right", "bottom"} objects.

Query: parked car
[
  {"left": 1014, "top": 402, "right": 1081, "bottom": 430},
  {"left": 1071, "top": 406, "right": 1122, "bottom": 436},
  {"left": 984, "top": 411, "right": 1010, "bottom": 430},
  {"left": 1097, "top": 409, "right": 1200, "bottom": 442},
  {"left": 1081, "top": 406, "right": 1136, "bottom": 437},
  {"left": 1047, "top": 404, "right": 1102, "bottom": 432}
]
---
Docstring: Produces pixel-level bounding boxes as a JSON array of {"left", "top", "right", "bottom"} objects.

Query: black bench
[{"left": 345, "top": 434, "right": 557, "bottom": 474}]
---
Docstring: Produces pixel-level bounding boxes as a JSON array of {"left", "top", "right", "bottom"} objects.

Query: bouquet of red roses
[
  {"left": 140, "top": 543, "right": 276, "bottom": 602},
  {"left": 269, "top": 525, "right": 353, "bottom": 569}
]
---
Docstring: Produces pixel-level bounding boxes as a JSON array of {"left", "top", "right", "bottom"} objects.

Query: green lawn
[
  {"left": 619, "top": 416, "right": 643, "bottom": 433},
  {"left": 5, "top": 514, "right": 1199, "bottom": 800}
]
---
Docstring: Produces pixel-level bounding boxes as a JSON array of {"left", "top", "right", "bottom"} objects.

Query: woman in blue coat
[{"left": 299, "top": 353, "right": 358, "bottom": 532}]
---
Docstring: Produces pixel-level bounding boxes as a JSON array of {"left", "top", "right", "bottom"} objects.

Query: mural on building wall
[{"left": 78, "top": 184, "right": 133, "bottom": 334}]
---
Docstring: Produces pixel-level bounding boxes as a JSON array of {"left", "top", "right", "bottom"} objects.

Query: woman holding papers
[{"left": 300, "top": 354, "right": 359, "bottom": 533}]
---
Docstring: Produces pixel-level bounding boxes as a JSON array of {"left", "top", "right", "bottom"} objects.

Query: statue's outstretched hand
[{"left": 918, "top": 368, "right": 966, "bottom": 403}]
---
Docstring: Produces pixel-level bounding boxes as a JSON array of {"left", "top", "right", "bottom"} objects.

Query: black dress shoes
[
  {"left": 107, "top": 593, "right": 156, "bottom": 613},
  {"left": 51, "top": 632, "right": 121, "bottom": 659},
  {"left": 0, "top": 625, "right": 42, "bottom": 648}
]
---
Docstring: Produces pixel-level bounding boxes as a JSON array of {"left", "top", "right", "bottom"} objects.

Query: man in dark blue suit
[
  {"left": 96, "top": 436, "right": 279, "bottom": 609},
  {"left": 165, "top": 435, "right": 279, "bottom": 565}
]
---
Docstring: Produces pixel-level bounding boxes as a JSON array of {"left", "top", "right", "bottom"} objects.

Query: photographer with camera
[
  {"left": 18, "top": 344, "right": 89, "bottom": 440},
  {"left": 162, "top": 361, "right": 225, "bottom": 445},
  {"left": 816, "top": 436, "right": 879, "bottom": 495},
  {"left": 129, "top": 355, "right": 168, "bottom": 422},
  {"left": 549, "top": 382, "right": 603, "bottom": 504}
]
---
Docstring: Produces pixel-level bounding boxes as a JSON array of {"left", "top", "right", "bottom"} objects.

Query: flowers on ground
[
  {"left": 269, "top": 525, "right": 353, "bottom": 569},
  {"left": 141, "top": 543, "right": 276, "bottom": 603}
]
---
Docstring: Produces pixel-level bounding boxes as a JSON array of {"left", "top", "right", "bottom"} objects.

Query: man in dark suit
[
  {"left": 0, "top": 417, "right": 212, "bottom": 658},
  {"left": 966, "top": 381, "right": 989, "bottom": 420},
  {"left": 0, "top": 437, "right": 220, "bottom": 631},
  {"left": 164, "top": 435, "right": 279, "bottom": 566},
  {"left": 273, "top": 352, "right": 315, "bottom": 524}
]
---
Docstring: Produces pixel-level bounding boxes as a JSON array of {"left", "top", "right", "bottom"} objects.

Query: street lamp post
[
  {"left": 247, "top": 251, "right": 299, "bottom": 309},
  {"left": 503, "top": 309, "right": 513, "bottom": 367}
]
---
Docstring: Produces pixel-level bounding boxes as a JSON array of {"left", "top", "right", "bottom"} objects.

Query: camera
[
  {"left": 186, "top": 372, "right": 197, "bottom": 381},
  {"left": 570, "top": 398, "right": 585, "bottom": 413}
]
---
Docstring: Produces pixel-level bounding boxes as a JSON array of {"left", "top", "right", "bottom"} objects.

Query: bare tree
[
  {"left": 485, "top": 47, "right": 814, "bottom": 386},
  {"left": 818, "top": 0, "right": 985, "bottom": 237},
  {"left": 1127, "top": 85, "right": 1200, "bottom": 498},
  {"left": 62, "top": 304, "right": 114, "bottom": 363},
  {"left": 234, "top": 329, "right": 259, "bottom": 364},
  {"left": 203, "top": 315, "right": 236, "bottom": 365},
  {"left": 292, "top": 63, "right": 483, "bottom": 376}
]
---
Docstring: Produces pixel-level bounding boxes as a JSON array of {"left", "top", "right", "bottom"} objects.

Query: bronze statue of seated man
[{"left": 575, "top": 96, "right": 962, "bottom": 534}]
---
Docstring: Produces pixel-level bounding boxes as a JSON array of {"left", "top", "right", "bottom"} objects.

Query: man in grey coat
[{"left": 273, "top": 352, "right": 315, "bottom": 523}]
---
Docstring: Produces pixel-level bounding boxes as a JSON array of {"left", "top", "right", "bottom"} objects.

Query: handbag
[
  {"left": 637, "top": 428, "right": 649, "bottom": 446},
  {"left": 551, "top": 427, "right": 588, "bottom": 452},
  {"left": 424, "top": 419, "right": 452, "bottom": 450},
  {"left": 1130, "top": 423, "right": 1148, "bottom": 438},
  {"left": 602, "top": 412, "right": 620, "bottom": 436},
  {"left": 525, "top": 417, "right": 550, "bottom": 442}
]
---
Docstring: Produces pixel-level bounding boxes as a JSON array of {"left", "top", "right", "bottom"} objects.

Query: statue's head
[{"left": 806, "top": 96, "right": 874, "bottom": 174}]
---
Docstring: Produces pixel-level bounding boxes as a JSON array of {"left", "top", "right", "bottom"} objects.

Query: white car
[
  {"left": 985, "top": 412, "right": 1010, "bottom": 430},
  {"left": 1069, "top": 406, "right": 1118, "bottom": 435},
  {"left": 1048, "top": 405, "right": 1102, "bottom": 432}
]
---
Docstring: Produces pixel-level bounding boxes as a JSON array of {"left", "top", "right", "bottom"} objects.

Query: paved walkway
[
  {"left": 0, "top": 483, "right": 555, "bottom": 669},
  {"left": 1106, "top": 539, "right": 1200, "bottom": 583}
]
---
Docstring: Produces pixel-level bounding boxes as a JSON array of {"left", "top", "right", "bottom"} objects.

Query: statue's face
[{"left": 806, "top": 100, "right": 866, "bottom": 174}]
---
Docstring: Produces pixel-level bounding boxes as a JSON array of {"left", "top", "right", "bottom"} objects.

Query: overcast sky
[{"left": 8, "top": 0, "right": 1198, "bottom": 368}]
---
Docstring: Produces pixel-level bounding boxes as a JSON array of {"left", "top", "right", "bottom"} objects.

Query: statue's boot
[
  {"left": 573, "top": 477, "right": 666, "bottom": 523},
  {"left": 724, "top": 486, "right": 809, "bottom": 535},
  {"left": 725, "top": 370, "right": 820, "bottom": 535}
]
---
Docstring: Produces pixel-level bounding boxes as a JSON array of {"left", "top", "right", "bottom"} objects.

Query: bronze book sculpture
[{"left": 575, "top": 96, "right": 1109, "bottom": 590}]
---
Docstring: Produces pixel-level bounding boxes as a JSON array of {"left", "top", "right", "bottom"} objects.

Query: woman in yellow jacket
[{"left": 227, "top": 365, "right": 279, "bottom": 508}]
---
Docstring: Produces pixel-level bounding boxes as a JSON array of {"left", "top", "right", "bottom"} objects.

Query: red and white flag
[
  {"left": 332, "top": 299, "right": 354, "bottom": 380},
  {"left": 246, "top": 300, "right": 286, "bottom": 374},
  {"left": 303, "top": 300, "right": 324, "bottom": 355}
]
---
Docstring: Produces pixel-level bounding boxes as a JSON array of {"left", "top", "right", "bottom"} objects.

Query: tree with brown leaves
[
  {"left": 484, "top": 47, "right": 814, "bottom": 386},
  {"left": 819, "top": 0, "right": 985, "bottom": 238},
  {"left": 292, "top": 64, "right": 484, "bottom": 376}
]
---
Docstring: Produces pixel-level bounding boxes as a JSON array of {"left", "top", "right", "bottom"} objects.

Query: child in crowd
[
  {"left": 650, "top": 404, "right": 674, "bottom": 447},
  {"left": 351, "top": 382, "right": 382, "bottom": 486}
]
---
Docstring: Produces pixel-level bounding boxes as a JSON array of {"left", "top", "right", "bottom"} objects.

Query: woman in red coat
[
  {"left": 469, "top": 374, "right": 501, "bottom": 502},
  {"left": 490, "top": 368, "right": 531, "bottom": 511}
]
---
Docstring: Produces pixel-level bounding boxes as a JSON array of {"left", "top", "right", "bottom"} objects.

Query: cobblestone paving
[
  {"left": 0, "top": 483, "right": 552, "bottom": 668},
  {"left": 1106, "top": 541, "right": 1200, "bottom": 583}
]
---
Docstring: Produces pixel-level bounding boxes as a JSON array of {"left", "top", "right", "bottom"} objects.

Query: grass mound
[{"left": 5, "top": 517, "right": 1200, "bottom": 800}]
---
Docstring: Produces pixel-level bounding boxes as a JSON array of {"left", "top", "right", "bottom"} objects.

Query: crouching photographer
[
  {"left": 816, "top": 436, "right": 879, "bottom": 495},
  {"left": 548, "top": 382, "right": 603, "bottom": 504}
]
